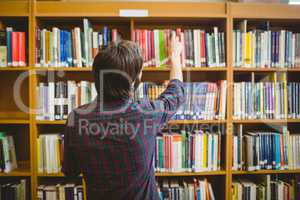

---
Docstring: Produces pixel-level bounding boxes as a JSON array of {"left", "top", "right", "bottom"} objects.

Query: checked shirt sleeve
[{"left": 151, "top": 79, "right": 185, "bottom": 125}]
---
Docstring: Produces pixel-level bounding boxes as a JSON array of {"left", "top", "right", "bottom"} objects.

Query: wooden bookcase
[{"left": 0, "top": 1, "right": 300, "bottom": 199}]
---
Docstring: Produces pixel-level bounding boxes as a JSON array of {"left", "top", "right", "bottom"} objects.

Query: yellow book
[
  {"left": 56, "top": 137, "right": 61, "bottom": 171},
  {"left": 37, "top": 137, "right": 42, "bottom": 173},
  {"left": 203, "top": 133, "right": 207, "bottom": 170},
  {"left": 245, "top": 32, "right": 251, "bottom": 67}
]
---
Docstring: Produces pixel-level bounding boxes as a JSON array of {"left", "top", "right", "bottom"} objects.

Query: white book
[
  {"left": 233, "top": 30, "right": 236, "bottom": 67},
  {"left": 213, "top": 134, "right": 218, "bottom": 171},
  {"left": 208, "top": 134, "right": 212, "bottom": 171},
  {"left": 98, "top": 34, "right": 103, "bottom": 49},
  {"left": 41, "top": 29, "right": 46, "bottom": 67},
  {"left": 83, "top": 18, "right": 90, "bottom": 67},
  {"left": 154, "top": 30, "right": 160, "bottom": 67},
  {"left": 88, "top": 28, "right": 93, "bottom": 66},
  {"left": 74, "top": 27, "right": 82, "bottom": 67},
  {"left": 48, "top": 82, "right": 55, "bottom": 120},
  {"left": 214, "top": 27, "right": 220, "bottom": 67}
]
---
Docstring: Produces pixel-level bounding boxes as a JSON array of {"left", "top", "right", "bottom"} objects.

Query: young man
[{"left": 62, "top": 38, "right": 185, "bottom": 200}]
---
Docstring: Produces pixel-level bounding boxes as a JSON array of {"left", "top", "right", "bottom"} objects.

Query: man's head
[{"left": 92, "top": 40, "right": 143, "bottom": 102}]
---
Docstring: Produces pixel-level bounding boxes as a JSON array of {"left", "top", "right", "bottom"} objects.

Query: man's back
[{"left": 62, "top": 79, "right": 185, "bottom": 200}]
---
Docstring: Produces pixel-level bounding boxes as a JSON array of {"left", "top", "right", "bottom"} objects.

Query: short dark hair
[{"left": 92, "top": 40, "right": 143, "bottom": 102}]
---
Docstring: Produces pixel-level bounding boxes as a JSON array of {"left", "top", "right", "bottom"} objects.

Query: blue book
[
  {"left": 6, "top": 27, "right": 12, "bottom": 66},
  {"left": 60, "top": 30, "right": 64, "bottom": 66},
  {"left": 271, "top": 32, "right": 276, "bottom": 68},
  {"left": 66, "top": 31, "right": 73, "bottom": 67},
  {"left": 103, "top": 26, "right": 108, "bottom": 47}
]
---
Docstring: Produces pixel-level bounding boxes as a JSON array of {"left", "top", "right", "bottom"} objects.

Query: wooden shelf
[
  {"left": 233, "top": 169, "right": 300, "bottom": 175},
  {"left": 0, "top": 67, "right": 30, "bottom": 71},
  {"left": 36, "top": 120, "right": 66, "bottom": 125},
  {"left": 35, "top": 67, "right": 92, "bottom": 72},
  {"left": 37, "top": 171, "right": 225, "bottom": 177},
  {"left": 0, "top": 119, "right": 30, "bottom": 124},
  {"left": 168, "top": 119, "right": 226, "bottom": 124},
  {"left": 36, "top": 2, "right": 226, "bottom": 18},
  {"left": 230, "top": 2, "right": 300, "bottom": 19},
  {"left": 155, "top": 171, "right": 226, "bottom": 176},
  {"left": 0, "top": 2, "right": 29, "bottom": 17},
  {"left": 233, "top": 68, "right": 300, "bottom": 72},
  {"left": 233, "top": 119, "right": 300, "bottom": 124},
  {"left": 36, "top": 119, "right": 226, "bottom": 125},
  {"left": 34, "top": 67, "right": 227, "bottom": 72},
  {"left": 0, "top": 169, "right": 31, "bottom": 177}
]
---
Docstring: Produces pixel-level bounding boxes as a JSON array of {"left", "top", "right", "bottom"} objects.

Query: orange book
[{"left": 19, "top": 32, "right": 26, "bottom": 66}]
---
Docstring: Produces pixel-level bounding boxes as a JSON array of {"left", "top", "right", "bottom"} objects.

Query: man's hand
[{"left": 170, "top": 35, "right": 183, "bottom": 82}]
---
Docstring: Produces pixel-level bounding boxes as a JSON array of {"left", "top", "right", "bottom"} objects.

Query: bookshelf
[{"left": 0, "top": 1, "right": 299, "bottom": 199}]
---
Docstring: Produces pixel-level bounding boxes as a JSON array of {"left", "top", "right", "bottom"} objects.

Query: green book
[{"left": 158, "top": 30, "right": 167, "bottom": 67}]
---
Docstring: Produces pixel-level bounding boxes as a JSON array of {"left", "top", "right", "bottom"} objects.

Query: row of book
[
  {"left": 233, "top": 126, "right": 300, "bottom": 171},
  {"left": 155, "top": 130, "right": 222, "bottom": 173},
  {"left": 0, "top": 132, "right": 17, "bottom": 173},
  {"left": 133, "top": 28, "right": 226, "bottom": 68},
  {"left": 0, "top": 23, "right": 26, "bottom": 67},
  {"left": 37, "top": 183, "right": 83, "bottom": 200},
  {"left": 0, "top": 179, "right": 26, "bottom": 200},
  {"left": 36, "top": 81, "right": 97, "bottom": 121},
  {"left": 232, "top": 175, "right": 300, "bottom": 200},
  {"left": 157, "top": 179, "right": 215, "bottom": 200},
  {"left": 234, "top": 20, "right": 300, "bottom": 69},
  {"left": 37, "top": 134, "right": 63, "bottom": 174},
  {"left": 35, "top": 18, "right": 119, "bottom": 67},
  {"left": 136, "top": 81, "right": 227, "bottom": 120},
  {"left": 233, "top": 81, "right": 300, "bottom": 120}
]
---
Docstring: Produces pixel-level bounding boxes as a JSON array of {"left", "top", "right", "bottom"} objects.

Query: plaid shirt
[{"left": 62, "top": 79, "right": 185, "bottom": 200}]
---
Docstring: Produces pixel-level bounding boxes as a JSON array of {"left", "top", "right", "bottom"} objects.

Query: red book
[
  {"left": 147, "top": 30, "right": 151, "bottom": 66},
  {"left": 19, "top": 32, "right": 26, "bottom": 66},
  {"left": 150, "top": 30, "right": 154, "bottom": 66},
  {"left": 12, "top": 32, "right": 19, "bottom": 66},
  {"left": 112, "top": 29, "right": 117, "bottom": 42}
]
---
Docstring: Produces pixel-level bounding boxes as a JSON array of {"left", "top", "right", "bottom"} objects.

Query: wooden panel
[
  {"left": 36, "top": 2, "right": 226, "bottom": 17},
  {"left": 0, "top": 2, "right": 29, "bottom": 16},
  {"left": 230, "top": 2, "right": 300, "bottom": 19}
]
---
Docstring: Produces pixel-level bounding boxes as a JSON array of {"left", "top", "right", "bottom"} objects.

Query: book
[
  {"left": 0, "top": 132, "right": 18, "bottom": 173},
  {"left": 36, "top": 80, "right": 97, "bottom": 121},
  {"left": 233, "top": 126, "right": 300, "bottom": 171},
  {"left": 0, "top": 22, "right": 7, "bottom": 67},
  {"left": 157, "top": 178, "right": 216, "bottom": 200},
  {"left": 233, "top": 20, "right": 300, "bottom": 68},
  {"left": 37, "top": 134, "right": 63, "bottom": 174},
  {"left": 35, "top": 18, "right": 121, "bottom": 67},
  {"left": 233, "top": 175, "right": 298, "bottom": 200},
  {"left": 155, "top": 129, "right": 222, "bottom": 173},
  {"left": 233, "top": 81, "right": 300, "bottom": 120},
  {"left": 0, "top": 179, "right": 26, "bottom": 200},
  {"left": 0, "top": 22, "right": 26, "bottom": 67},
  {"left": 37, "top": 183, "right": 83, "bottom": 200},
  {"left": 133, "top": 27, "right": 225, "bottom": 68},
  {"left": 135, "top": 81, "right": 227, "bottom": 120}
]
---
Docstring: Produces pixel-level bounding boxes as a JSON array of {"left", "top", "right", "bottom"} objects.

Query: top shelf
[
  {"left": 230, "top": 2, "right": 300, "bottom": 19},
  {"left": 35, "top": 2, "right": 226, "bottom": 18},
  {"left": 0, "top": 2, "right": 29, "bottom": 17}
]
